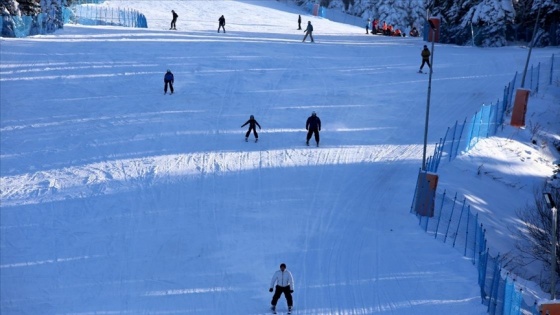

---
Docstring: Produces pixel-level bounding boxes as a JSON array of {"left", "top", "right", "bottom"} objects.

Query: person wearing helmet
[
  {"left": 164, "top": 69, "right": 174, "bottom": 95},
  {"left": 269, "top": 263, "right": 294, "bottom": 314},
  {"left": 305, "top": 111, "right": 321, "bottom": 146},
  {"left": 241, "top": 115, "right": 261, "bottom": 142}
]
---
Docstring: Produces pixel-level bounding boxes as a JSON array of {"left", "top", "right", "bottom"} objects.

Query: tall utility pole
[
  {"left": 520, "top": 7, "right": 541, "bottom": 88},
  {"left": 544, "top": 193, "right": 558, "bottom": 300},
  {"left": 421, "top": 17, "right": 436, "bottom": 171}
]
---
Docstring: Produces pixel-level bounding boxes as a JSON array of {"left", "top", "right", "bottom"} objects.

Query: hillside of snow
[{"left": 1, "top": 1, "right": 559, "bottom": 314}]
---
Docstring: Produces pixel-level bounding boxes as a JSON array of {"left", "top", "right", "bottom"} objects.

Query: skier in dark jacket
[
  {"left": 164, "top": 69, "right": 174, "bottom": 95},
  {"left": 305, "top": 111, "right": 321, "bottom": 146},
  {"left": 419, "top": 45, "right": 431, "bottom": 73},
  {"left": 302, "top": 21, "right": 314, "bottom": 42},
  {"left": 218, "top": 15, "right": 226, "bottom": 33},
  {"left": 170, "top": 10, "right": 178, "bottom": 30},
  {"left": 241, "top": 115, "right": 261, "bottom": 142},
  {"left": 297, "top": 15, "right": 302, "bottom": 30}
]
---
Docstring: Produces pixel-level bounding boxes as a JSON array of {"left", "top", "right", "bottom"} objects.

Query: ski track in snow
[
  {"left": 0, "top": 145, "right": 420, "bottom": 207},
  {"left": 2, "top": 1, "right": 557, "bottom": 314}
]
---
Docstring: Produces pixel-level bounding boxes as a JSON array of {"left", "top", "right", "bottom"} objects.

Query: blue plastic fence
[
  {"left": 425, "top": 54, "right": 557, "bottom": 173},
  {"left": 411, "top": 188, "right": 527, "bottom": 315},
  {"left": 1, "top": 0, "right": 147, "bottom": 38},
  {"left": 64, "top": 2, "right": 147, "bottom": 28},
  {"left": 413, "top": 53, "right": 558, "bottom": 315}
]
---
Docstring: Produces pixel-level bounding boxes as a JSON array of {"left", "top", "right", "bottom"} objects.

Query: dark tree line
[
  {"left": 296, "top": 0, "right": 559, "bottom": 46},
  {"left": 1, "top": 0, "right": 65, "bottom": 36}
]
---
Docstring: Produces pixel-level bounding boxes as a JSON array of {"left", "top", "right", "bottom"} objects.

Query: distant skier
[
  {"left": 241, "top": 115, "right": 261, "bottom": 142},
  {"left": 297, "top": 15, "right": 302, "bottom": 30},
  {"left": 164, "top": 69, "right": 174, "bottom": 95},
  {"left": 218, "top": 15, "right": 226, "bottom": 33},
  {"left": 302, "top": 21, "right": 314, "bottom": 42},
  {"left": 305, "top": 111, "right": 321, "bottom": 146},
  {"left": 269, "top": 263, "right": 294, "bottom": 314},
  {"left": 366, "top": 18, "right": 370, "bottom": 34},
  {"left": 419, "top": 45, "right": 431, "bottom": 73},
  {"left": 170, "top": 10, "right": 178, "bottom": 30}
]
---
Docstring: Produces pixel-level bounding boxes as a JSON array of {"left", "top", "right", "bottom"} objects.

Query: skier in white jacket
[{"left": 269, "top": 263, "right": 294, "bottom": 313}]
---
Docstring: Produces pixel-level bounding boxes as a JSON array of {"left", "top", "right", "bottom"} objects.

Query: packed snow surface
[{"left": 1, "top": 1, "right": 559, "bottom": 314}]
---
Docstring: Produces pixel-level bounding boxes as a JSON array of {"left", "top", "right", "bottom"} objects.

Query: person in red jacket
[{"left": 372, "top": 19, "right": 378, "bottom": 34}]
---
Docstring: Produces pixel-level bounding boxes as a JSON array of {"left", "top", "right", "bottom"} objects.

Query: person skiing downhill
[
  {"left": 218, "top": 15, "right": 226, "bottom": 33},
  {"left": 269, "top": 263, "right": 294, "bottom": 314},
  {"left": 419, "top": 45, "right": 431, "bottom": 73},
  {"left": 306, "top": 111, "right": 321, "bottom": 146},
  {"left": 241, "top": 115, "right": 261, "bottom": 142},
  {"left": 170, "top": 10, "right": 178, "bottom": 30},
  {"left": 302, "top": 21, "right": 314, "bottom": 42},
  {"left": 164, "top": 69, "right": 174, "bottom": 95}
]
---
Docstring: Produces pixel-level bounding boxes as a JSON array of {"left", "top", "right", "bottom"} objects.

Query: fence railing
[
  {"left": 412, "top": 53, "right": 558, "bottom": 314},
  {"left": 426, "top": 54, "right": 557, "bottom": 173},
  {"left": 1, "top": 0, "right": 147, "bottom": 38},
  {"left": 64, "top": 4, "right": 147, "bottom": 28},
  {"left": 412, "top": 190, "right": 526, "bottom": 315}
]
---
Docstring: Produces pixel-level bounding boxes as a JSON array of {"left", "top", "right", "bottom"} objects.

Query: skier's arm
[
  {"left": 288, "top": 271, "right": 294, "bottom": 291},
  {"left": 270, "top": 271, "right": 278, "bottom": 289},
  {"left": 256, "top": 121, "right": 261, "bottom": 129},
  {"left": 241, "top": 120, "right": 249, "bottom": 127},
  {"left": 318, "top": 118, "right": 321, "bottom": 131}
]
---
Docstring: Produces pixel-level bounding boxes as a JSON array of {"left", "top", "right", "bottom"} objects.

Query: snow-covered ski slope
[{"left": 1, "top": 1, "right": 558, "bottom": 314}]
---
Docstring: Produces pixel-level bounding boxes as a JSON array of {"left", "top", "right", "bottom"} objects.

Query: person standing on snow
[
  {"left": 170, "top": 10, "right": 178, "bottom": 30},
  {"left": 218, "top": 15, "right": 226, "bottom": 33},
  {"left": 241, "top": 115, "right": 261, "bottom": 142},
  {"left": 269, "top": 263, "right": 294, "bottom": 313},
  {"left": 419, "top": 45, "right": 431, "bottom": 73},
  {"left": 297, "top": 15, "right": 302, "bottom": 30},
  {"left": 306, "top": 111, "right": 321, "bottom": 146},
  {"left": 302, "top": 21, "right": 314, "bottom": 42},
  {"left": 164, "top": 69, "right": 174, "bottom": 95}
]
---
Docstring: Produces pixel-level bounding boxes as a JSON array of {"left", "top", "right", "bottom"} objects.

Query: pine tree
[
  {"left": 41, "top": 0, "right": 64, "bottom": 32},
  {"left": 463, "top": 0, "right": 515, "bottom": 46}
]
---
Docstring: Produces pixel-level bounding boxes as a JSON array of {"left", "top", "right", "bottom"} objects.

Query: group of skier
[
  {"left": 241, "top": 112, "right": 321, "bottom": 147},
  {"left": 163, "top": 10, "right": 430, "bottom": 147},
  {"left": 169, "top": 10, "right": 314, "bottom": 42},
  {"left": 169, "top": 10, "right": 226, "bottom": 33}
]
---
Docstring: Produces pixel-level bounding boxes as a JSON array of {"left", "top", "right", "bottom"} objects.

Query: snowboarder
[
  {"left": 302, "top": 21, "right": 314, "bottom": 42},
  {"left": 218, "top": 15, "right": 226, "bottom": 33},
  {"left": 419, "top": 45, "right": 431, "bottom": 73},
  {"left": 306, "top": 111, "right": 321, "bottom": 146},
  {"left": 170, "top": 10, "right": 178, "bottom": 30},
  {"left": 297, "top": 15, "right": 302, "bottom": 30},
  {"left": 241, "top": 115, "right": 261, "bottom": 142},
  {"left": 269, "top": 263, "right": 294, "bottom": 314},
  {"left": 164, "top": 69, "right": 174, "bottom": 95}
]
